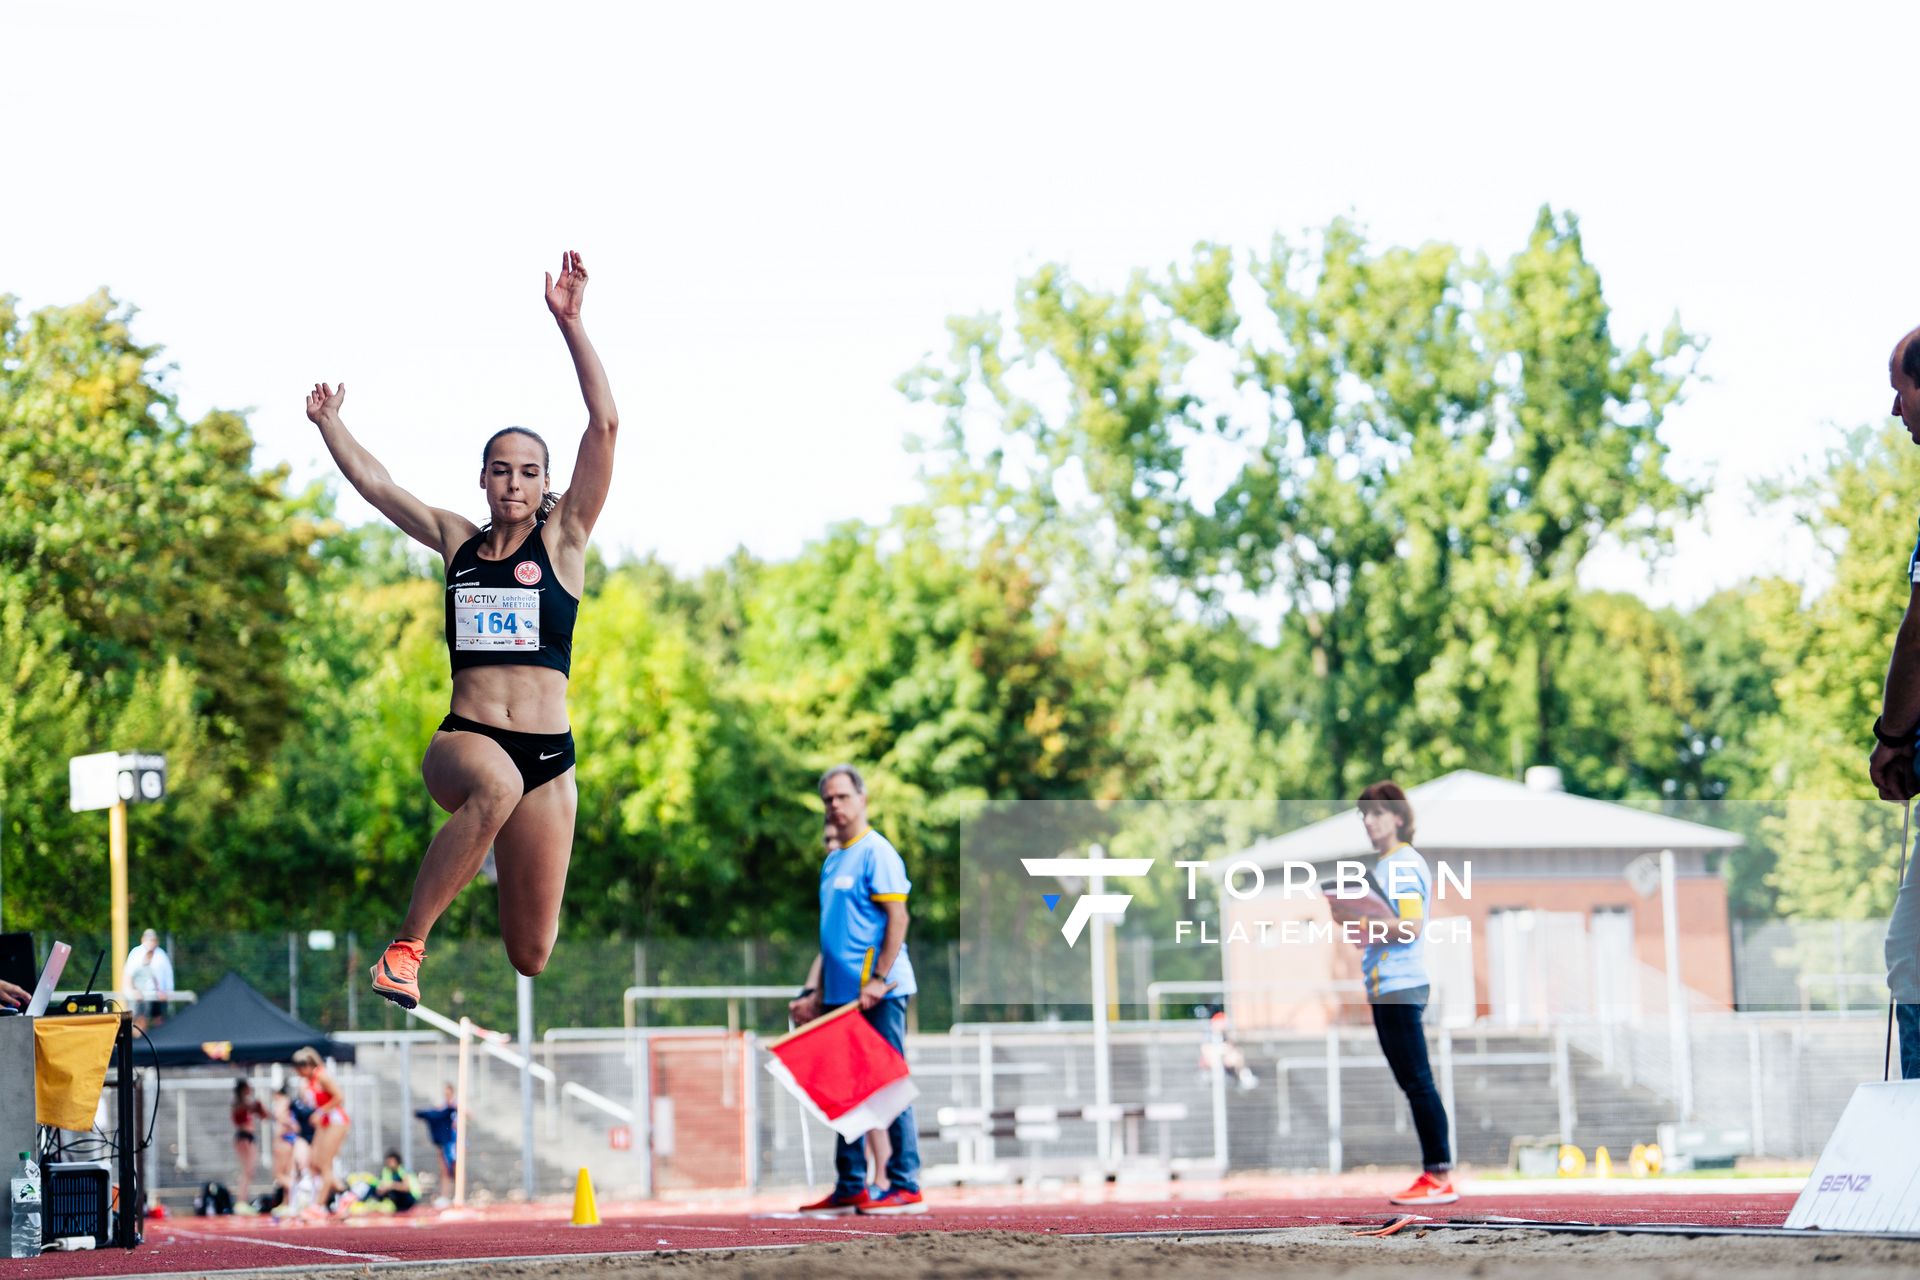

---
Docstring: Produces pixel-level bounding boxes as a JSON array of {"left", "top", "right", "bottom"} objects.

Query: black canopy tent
[{"left": 132, "top": 971, "right": 356, "bottom": 1067}]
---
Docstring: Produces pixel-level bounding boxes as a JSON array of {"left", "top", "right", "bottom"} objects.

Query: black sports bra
[{"left": 443, "top": 520, "right": 578, "bottom": 677}]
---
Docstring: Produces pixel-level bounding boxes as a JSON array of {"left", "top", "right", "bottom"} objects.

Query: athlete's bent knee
[
  {"left": 465, "top": 779, "right": 524, "bottom": 826},
  {"left": 507, "top": 939, "right": 552, "bottom": 977}
]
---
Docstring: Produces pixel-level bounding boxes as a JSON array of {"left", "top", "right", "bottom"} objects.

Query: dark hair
[
  {"left": 384, "top": 1150, "right": 402, "bottom": 1163},
  {"left": 233, "top": 1080, "right": 252, "bottom": 1097},
  {"left": 1904, "top": 334, "right": 1920, "bottom": 385},
  {"left": 1356, "top": 780, "right": 1415, "bottom": 844},
  {"left": 482, "top": 426, "right": 563, "bottom": 519}
]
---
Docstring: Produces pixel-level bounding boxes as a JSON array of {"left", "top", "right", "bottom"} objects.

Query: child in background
[
  {"left": 372, "top": 1152, "right": 422, "bottom": 1213},
  {"left": 415, "top": 1083, "right": 460, "bottom": 1204}
]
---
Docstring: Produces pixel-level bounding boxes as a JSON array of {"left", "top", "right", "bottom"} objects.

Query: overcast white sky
[{"left": 6, "top": 1, "right": 1916, "bottom": 607}]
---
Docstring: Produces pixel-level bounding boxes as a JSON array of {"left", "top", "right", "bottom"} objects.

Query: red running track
[{"left": 9, "top": 1192, "right": 1799, "bottom": 1278}]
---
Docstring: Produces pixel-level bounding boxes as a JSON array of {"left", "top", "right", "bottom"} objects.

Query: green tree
[
  {"left": 905, "top": 209, "right": 1700, "bottom": 794},
  {"left": 1485, "top": 209, "right": 1701, "bottom": 766},
  {"left": 726, "top": 522, "right": 1124, "bottom": 935},
  {"left": 1751, "top": 425, "right": 1920, "bottom": 917},
  {"left": 0, "top": 292, "right": 326, "bottom": 932},
  {"left": 567, "top": 565, "right": 810, "bottom": 939},
  {"left": 0, "top": 293, "right": 323, "bottom": 772},
  {"left": 0, "top": 581, "right": 90, "bottom": 928}
]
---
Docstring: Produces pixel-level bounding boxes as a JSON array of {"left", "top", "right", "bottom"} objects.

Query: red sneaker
[
  {"left": 797, "top": 1188, "right": 872, "bottom": 1217},
  {"left": 858, "top": 1187, "right": 927, "bottom": 1215},
  {"left": 370, "top": 939, "right": 425, "bottom": 1010},
  {"left": 1388, "top": 1170, "right": 1459, "bottom": 1206}
]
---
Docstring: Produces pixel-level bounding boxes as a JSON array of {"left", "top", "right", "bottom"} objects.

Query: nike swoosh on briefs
[{"left": 538, "top": 751, "right": 563, "bottom": 761}]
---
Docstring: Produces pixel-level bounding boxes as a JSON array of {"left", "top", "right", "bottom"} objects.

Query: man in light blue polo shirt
[{"left": 787, "top": 764, "right": 924, "bottom": 1216}]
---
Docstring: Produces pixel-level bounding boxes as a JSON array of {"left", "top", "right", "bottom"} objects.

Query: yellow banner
[{"left": 35, "top": 1015, "right": 119, "bottom": 1132}]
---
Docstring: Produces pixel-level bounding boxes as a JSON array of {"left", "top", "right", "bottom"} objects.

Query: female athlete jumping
[{"left": 306, "top": 250, "right": 617, "bottom": 1007}]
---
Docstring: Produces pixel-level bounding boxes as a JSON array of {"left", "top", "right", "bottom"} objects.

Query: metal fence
[
  {"left": 1732, "top": 918, "right": 1896, "bottom": 1014},
  {"left": 32, "top": 917, "right": 1900, "bottom": 1038},
  {"left": 56, "top": 920, "right": 1909, "bottom": 1203},
  {"left": 30, "top": 930, "right": 1228, "bottom": 1038},
  {"left": 142, "top": 1006, "right": 1905, "bottom": 1204}
]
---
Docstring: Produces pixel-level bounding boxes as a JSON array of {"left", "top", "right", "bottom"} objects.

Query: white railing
[{"left": 405, "top": 1002, "right": 634, "bottom": 1124}]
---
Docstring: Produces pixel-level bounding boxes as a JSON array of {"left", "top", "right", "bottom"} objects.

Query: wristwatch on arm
[{"left": 1874, "top": 716, "right": 1915, "bottom": 748}]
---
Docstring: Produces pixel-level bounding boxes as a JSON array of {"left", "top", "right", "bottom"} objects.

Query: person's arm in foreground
[
  {"left": 1870, "top": 580, "right": 1920, "bottom": 803},
  {"left": 788, "top": 954, "right": 824, "bottom": 1024}
]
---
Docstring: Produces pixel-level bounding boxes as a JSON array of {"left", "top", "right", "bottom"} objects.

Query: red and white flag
[{"left": 765, "top": 1003, "right": 918, "bottom": 1141}]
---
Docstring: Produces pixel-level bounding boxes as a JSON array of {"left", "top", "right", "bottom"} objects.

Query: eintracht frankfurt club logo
[{"left": 514, "top": 561, "right": 542, "bottom": 586}]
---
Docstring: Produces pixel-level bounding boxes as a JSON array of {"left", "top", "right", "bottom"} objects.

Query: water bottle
[{"left": 9, "top": 1150, "right": 40, "bottom": 1258}]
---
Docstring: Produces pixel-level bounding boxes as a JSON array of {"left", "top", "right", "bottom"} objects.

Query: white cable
[{"left": 1888, "top": 798, "right": 1912, "bottom": 1083}]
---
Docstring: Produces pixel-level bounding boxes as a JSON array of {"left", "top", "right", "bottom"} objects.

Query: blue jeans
[
  {"left": 1898, "top": 1003, "right": 1920, "bottom": 1081},
  {"left": 1370, "top": 985, "right": 1452, "bottom": 1173},
  {"left": 833, "top": 996, "right": 919, "bottom": 1196}
]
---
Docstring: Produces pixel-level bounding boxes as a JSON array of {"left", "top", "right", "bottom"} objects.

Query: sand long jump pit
[{"left": 47, "top": 1188, "right": 1920, "bottom": 1280}]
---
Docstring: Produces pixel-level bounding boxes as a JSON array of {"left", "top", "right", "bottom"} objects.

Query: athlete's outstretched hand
[
  {"left": 305, "top": 382, "right": 346, "bottom": 426},
  {"left": 544, "top": 250, "right": 588, "bottom": 323}
]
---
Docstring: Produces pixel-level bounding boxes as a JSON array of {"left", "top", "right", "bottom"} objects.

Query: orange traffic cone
[{"left": 571, "top": 1167, "right": 601, "bottom": 1227}]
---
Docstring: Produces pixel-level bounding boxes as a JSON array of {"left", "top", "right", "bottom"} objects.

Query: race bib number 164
[{"left": 453, "top": 587, "right": 541, "bottom": 650}]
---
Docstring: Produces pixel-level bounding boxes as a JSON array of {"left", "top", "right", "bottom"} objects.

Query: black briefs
[{"left": 437, "top": 714, "right": 576, "bottom": 793}]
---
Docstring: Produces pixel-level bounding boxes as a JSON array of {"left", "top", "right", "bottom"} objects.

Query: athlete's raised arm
[
  {"left": 305, "top": 382, "right": 478, "bottom": 561},
  {"left": 544, "top": 250, "right": 618, "bottom": 553}
]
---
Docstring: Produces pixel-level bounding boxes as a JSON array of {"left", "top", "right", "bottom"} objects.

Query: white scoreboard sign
[{"left": 69, "top": 751, "right": 168, "bottom": 813}]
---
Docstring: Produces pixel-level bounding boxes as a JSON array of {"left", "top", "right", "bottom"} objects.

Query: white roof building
[{"left": 1215, "top": 769, "right": 1743, "bottom": 879}]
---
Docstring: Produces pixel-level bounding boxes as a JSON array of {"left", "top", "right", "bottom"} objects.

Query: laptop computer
[{"left": 23, "top": 941, "right": 70, "bottom": 1017}]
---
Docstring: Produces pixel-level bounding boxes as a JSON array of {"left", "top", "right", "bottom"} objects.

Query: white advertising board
[{"left": 1784, "top": 1080, "right": 1920, "bottom": 1232}]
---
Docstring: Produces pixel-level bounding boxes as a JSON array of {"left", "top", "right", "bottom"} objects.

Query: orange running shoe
[
  {"left": 370, "top": 939, "right": 425, "bottom": 1009},
  {"left": 858, "top": 1187, "right": 926, "bottom": 1215},
  {"left": 797, "top": 1188, "right": 872, "bottom": 1217},
  {"left": 1388, "top": 1170, "right": 1459, "bottom": 1206}
]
